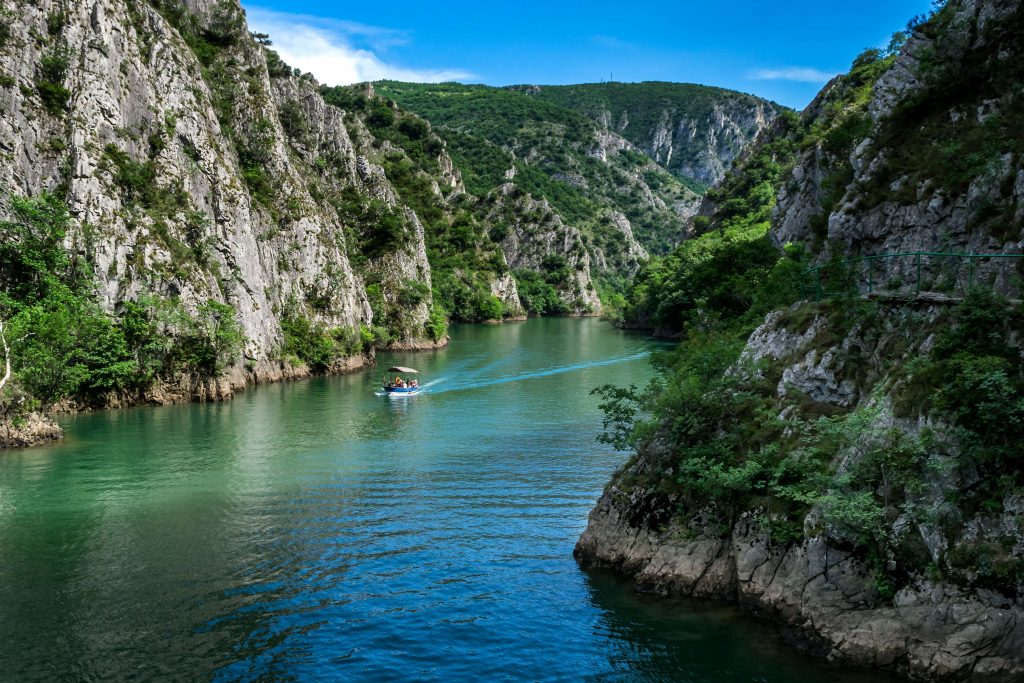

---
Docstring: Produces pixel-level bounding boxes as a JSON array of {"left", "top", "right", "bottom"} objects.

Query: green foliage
[
  {"left": 620, "top": 112, "right": 806, "bottom": 336},
  {"left": 149, "top": 0, "right": 243, "bottom": 67},
  {"left": 263, "top": 48, "right": 295, "bottom": 79},
  {"left": 593, "top": 3, "right": 1024, "bottom": 601},
  {"left": 332, "top": 186, "right": 409, "bottom": 262},
  {"left": 280, "top": 307, "right": 363, "bottom": 371},
  {"left": 10, "top": 285, "right": 136, "bottom": 404},
  {"left": 36, "top": 44, "right": 71, "bottom": 115},
  {"left": 372, "top": 80, "right": 695, "bottom": 257},
  {"left": 236, "top": 118, "right": 277, "bottom": 207},
  {"left": 322, "top": 88, "right": 515, "bottom": 327},
  {"left": 424, "top": 303, "right": 448, "bottom": 341},
  {"left": 597, "top": 326, "right": 931, "bottom": 591},
  {"left": 900, "top": 290, "right": 1024, "bottom": 464},
  {"left": 0, "top": 11, "right": 11, "bottom": 49},
  {"left": 0, "top": 194, "right": 246, "bottom": 411},
  {"left": 858, "top": 3, "right": 1024, "bottom": 233},
  {"left": 0, "top": 193, "right": 88, "bottom": 304},
  {"left": 175, "top": 300, "right": 245, "bottom": 376},
  {"left": 102, "top": 144, "right": 157, "bottom": 204},
  {"left": 513, "top": 269, "right": 569, "bottom": 316},
  {"left": 432, "top": 272, "right": 508, "bottom": 323},
  {"left": 278, "top": 99, "right": 309, "bottom": 141},
  {"left": 516, "top": 81, "right": 785, "bottom": 187}
]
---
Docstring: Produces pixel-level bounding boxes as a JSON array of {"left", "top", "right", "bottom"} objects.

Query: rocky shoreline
[
  {"left": 575, "top": 478, "right": 1024, "bottom": 681},
  {"left": 1, "top": 353, "right": 375, "bottom": 450},
  {"left": 0, "top": 331, "right": 461, "bottom": 449}
]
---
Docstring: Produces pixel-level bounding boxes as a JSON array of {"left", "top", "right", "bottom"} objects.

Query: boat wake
[{"left": 423, "top": 350, "right": 650, "bottom": 395}]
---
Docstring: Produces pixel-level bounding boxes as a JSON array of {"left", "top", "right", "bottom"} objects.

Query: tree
[{"left": 0, "top": 320, "right": 10, "bottom": 393}]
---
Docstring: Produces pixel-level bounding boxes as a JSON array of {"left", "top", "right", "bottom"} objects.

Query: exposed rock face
[
  {"left": 590, "top": 211, "right": 649, "bottom": 276},
  {"left": 773, "top": 0, "right": 1024, "bottom": 295},
  {"left": 516, "top": 82, "right": 783, "bottom": 188},
  {"left": 0, "top": 0, "right": 445, "bottom": 413},
  {"left": 488, "top": 184, "right": 602, "bottom": 314},
  {"left": 0, "top": 412, "right": 63, "bottom": 448},
  {"left": 579, "top": 1, "right": 1024, "bottom": 676},
  {"left": 641, "top": 100, "right": 776, "bottom": 187},
  {"left": 578, "top": 303, "right": 1024, "bottom": 680},
  {"left": 578, "top": 494, "right": 1024, "bottom": 680},
  {"left": 375, "top": 80, "right": 704, "bottom": 269},
  {"left": 489, "top": 272, "right": 526, "bottom": 318}
]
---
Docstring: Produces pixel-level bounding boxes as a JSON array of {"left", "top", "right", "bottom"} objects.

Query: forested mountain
[
  {"left": 578, "top": 0, "right": 1024, "bottom": 678},
  {"left": 0, "top": 0, "right": 610, "bottom": 443},
  {"left": 512, "top": 81, "right": 782, "bottom": 190},
  {"left": 373, "top": 81, "right": 779, "bottom": 261}
]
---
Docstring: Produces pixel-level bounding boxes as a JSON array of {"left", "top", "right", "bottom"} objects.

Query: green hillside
[
  {"left": 514, "top": 81, "right": 786, "bottom": 189},
  {"left": 372, "top": 81, "right": 696, "bottom": 258}
]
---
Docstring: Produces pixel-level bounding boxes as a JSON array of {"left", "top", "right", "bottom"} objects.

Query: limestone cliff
[
  {"left": 519, "top": 82, "right": 783, "bottom": 188},
  {"left": 578, "top": 302, "right": 1024, "bottom": 680},
  {"left": 773, "top": 0, "right": 1024, "bottom": 290},
  {"left": 0, "top": 0, "right": 445, "bottom": 374},
  {"left": 487, "top": 184, "right": 601, "bottom": 315},
  {"left": 578, "top": 1, "right": 1024, "bottom": 679},
  {"left": 373, "top": 80, "right": 702, "bottom": 265}
]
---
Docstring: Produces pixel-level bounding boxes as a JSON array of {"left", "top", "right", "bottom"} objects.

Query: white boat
[{"left": 382, "top": 366, "right": 420, "bottom": 395}]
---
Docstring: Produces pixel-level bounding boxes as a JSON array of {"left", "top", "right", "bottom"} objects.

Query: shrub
[
  {"left": 36, "top": 45, "right": 71, "bottom": 115},
  {"left": 425, "top": 304, "right": 447, "bottom": 341}
]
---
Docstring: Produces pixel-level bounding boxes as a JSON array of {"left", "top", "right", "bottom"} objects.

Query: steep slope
[
  {"left": 372, "top": 81, "right": 696, "bottom": 275},
  {"left": 515, "top": 82, "right": 783, "bottom": 189},
  {"left": 320, "top": 82, "right": 602, "bottom": 319},
  {"left": 0, "top": 0, "right": 631, "bottom": 445},
  {"left": 0, "top": 0, "right": 455, "bottom": 443},
  {"left": 579, "top": 1, "right": 1024, "bottom": 680}
]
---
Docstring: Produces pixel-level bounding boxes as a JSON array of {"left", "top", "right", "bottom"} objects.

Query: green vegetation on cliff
[
  {"left": 373, "top": 81, "right": 697, "bottom": 258},
  {"left": 598, "top": 0, "right": 1024, "bottom": 602},
  {"left": 618, "top": 39, "right": 904, "bottom": 336},
  {"left": 321, "top": 85, "right": 514, "bottom": 324},
  {"left": 513, "top": 81, "right": 782, "bottom": 191},
  {"left": 0, "top": 194, "right": 245, "bottom": 420}
]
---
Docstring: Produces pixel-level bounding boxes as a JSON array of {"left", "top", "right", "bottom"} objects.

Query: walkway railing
[{"left": 802, "top": 252, "right": 1024, "bottom": 302}]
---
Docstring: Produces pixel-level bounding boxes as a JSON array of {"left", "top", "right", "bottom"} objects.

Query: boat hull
[{"left": 383, "top": 386, "right": 419, "bottom": 395}]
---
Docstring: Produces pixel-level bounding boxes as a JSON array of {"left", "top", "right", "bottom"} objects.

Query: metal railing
[{"left": 802, "top": 252, "right": 1024, "bottom": 302}]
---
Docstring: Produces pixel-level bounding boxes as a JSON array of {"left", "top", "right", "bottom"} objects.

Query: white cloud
[
  {"left": 245, "top": 7, "right": 474, "bottom": 85},
  {"left": 748, "top": 66, "right": 837, "bottom": 83}
]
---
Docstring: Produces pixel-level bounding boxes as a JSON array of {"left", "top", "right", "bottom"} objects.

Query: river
[{"left": 0, "top": 318, "right": 893, "bottom": 681}]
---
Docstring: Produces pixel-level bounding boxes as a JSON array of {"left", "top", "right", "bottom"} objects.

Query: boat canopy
[{"left": 387, "top": 366, "right": 419, "bottom": 374}]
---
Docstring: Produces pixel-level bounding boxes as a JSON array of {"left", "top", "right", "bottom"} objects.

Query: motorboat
[{"left": 383, "top": 366, "right": 420, "bottom": 395}]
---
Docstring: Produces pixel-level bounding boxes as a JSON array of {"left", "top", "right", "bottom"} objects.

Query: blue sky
[{"left": 244, "top": 1, "right": 935, "bottom": 110}]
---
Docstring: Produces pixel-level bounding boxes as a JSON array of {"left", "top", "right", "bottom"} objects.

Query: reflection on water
[{"left": 0, "top": 319, "right": 894, "bottom": 681}]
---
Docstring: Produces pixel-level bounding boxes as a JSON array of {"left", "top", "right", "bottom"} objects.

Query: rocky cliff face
[
  {"left": 487, "top": 184, "right": 601, "bottom": 314},
  {"left": 578, "top": 1, "right": 1024, "bottom": 679},
  {"left": 774, "top": 0, "right": 1024, "bottom": 292},
  {"left": 373, "top": 81, "right": 703, "bottom": 263},
  {"left": 578, "top": 302, "right": 1024, "bottom": 680},
  {"left": 639, "top": 99, "right": 776, "bottom": 188},
  {"left": 0, "top": 0, "right": 443, "bottom": 373},
  {"left": 520, "top": 82, "right": 782, "bottom": 189}
]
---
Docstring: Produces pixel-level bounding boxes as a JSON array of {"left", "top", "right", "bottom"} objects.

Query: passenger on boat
[
  {"left": 395, "top": 376, "right": 404, "bottom": 387},
  {"left": 410, "top": 379, "right": 418, "bottom": 389}
]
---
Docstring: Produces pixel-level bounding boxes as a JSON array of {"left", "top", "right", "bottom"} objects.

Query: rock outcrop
[
  {"left": 578, "top": 301, "right": 1024, "bottom": 680},
  {"left": 518, "top": 82, "right": 782, "bottom": 188},
  {"left": 0, "top": 412, "right": 63, "bottom": 449},
  {"left": 0, "top": 0, "right": 454, "bottom": 429},
  {"left": 773, "top": 0, "right": 1024, "bottom": 293},
  {"left": 578, "top": 0, "right": 1024, "bottom": 678},
  {"left": 578, "top": 493, "right": 1024, "bottom": 680},
  {"left": 488, "top": 184, "right": 601, "bottom": 314}
]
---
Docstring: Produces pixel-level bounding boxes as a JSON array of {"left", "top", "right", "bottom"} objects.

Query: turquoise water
[{"left": 0, "top": 318, "right": 892, "bottom": 681}]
